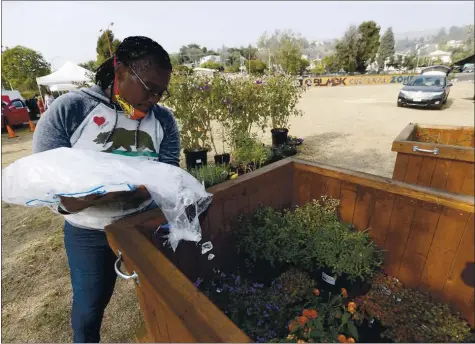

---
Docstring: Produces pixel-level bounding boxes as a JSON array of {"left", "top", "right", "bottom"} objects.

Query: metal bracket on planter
[
  {"left": 114, "top": 250, "right": 140, "bottom": 285},
  {"left": 413, "top": 146, "right": 439, "bottom": 155}
]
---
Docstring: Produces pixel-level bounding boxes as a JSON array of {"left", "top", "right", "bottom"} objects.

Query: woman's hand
[{"left": 59, "top": 185, "right": 151, "bottom": 213}]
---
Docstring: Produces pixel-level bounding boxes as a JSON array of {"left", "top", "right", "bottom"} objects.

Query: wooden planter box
[
  {"left": 392, "top": 123, "right": 474, "bottom": 195},
  {"left": 105, "top": 158, "right": 474, "bottom": 342}
]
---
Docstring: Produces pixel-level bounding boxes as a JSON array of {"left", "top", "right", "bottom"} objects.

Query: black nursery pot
[
  {"left": 184, "top": 149, "right": 208, "bottom": 169},
  {"left": 214, "top": 153, "right": 230, "bottom": 165},
  {"left": 271, "top": 128, "right": 289, "bottom": 146}
]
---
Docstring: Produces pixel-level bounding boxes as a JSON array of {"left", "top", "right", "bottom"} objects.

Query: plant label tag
[
  {"left": 322, "top": 272, "right": 336, "bottom": 285},
  {"left": 196, "top": 159, "right": 202, "bottom": 163}
]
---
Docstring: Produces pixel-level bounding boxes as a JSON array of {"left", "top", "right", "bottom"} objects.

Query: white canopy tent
[
  {"left": 36, "top": 61, "right": 93, "bottom": 86},
  {"left": 36, "top": 61, "right": 93, "bottom": 100}
]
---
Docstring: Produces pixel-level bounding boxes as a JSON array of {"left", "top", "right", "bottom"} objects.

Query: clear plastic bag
[{"left": 2, "top": 147, "right": 212, "bottom": 251}]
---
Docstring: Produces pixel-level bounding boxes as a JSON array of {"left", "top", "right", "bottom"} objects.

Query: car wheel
[
  {"left": 442, "top": 98, "right": 447, "bottom": 105},
  {"left": 397, "top": 102, "right": 403, "bottom": 107}
]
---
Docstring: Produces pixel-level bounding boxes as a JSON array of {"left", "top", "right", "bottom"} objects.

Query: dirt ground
[{"left": 1, "top": 81, "right": 474, "bottom": 342}]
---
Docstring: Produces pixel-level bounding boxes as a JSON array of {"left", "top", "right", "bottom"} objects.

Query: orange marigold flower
[
  {"left": 289, "top": 320, "right": 297, "bottom": 332},
  {"left": 346, "top": 337, "right": 356, "bottom": 343},
  {"left": 302, "top": 309, "right": 318, "bottom": 319},
  {"left": 313, "top": 288, "right": 320, "bottom": 296},
  {"left": 298, "top": 315, "right": 309, "bottom": 326},
  {"left": 287, "top": 334, "right": 296, "bottom": 340},
  {"left": 347, "top": 302, "right": 357, "bottom": 313},
  {"left": 340, "top": 288, "right": 348, "bottom": 298},
  {"left": 337, "top": 334, "right": 347, "bottom": 343},
  {"left": 297, "top": 340, "right": 306, "bottom": 344}
]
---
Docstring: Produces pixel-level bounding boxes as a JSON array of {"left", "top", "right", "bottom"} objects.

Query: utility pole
[
  {"left": 100, "top": 22, "right": 114, "bottom": 57},
  {"left": 248, "top": 44, "right": 251, "bottom": 75}
]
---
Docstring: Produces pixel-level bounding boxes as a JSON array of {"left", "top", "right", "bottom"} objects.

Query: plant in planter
[
  {"left": 202, "top": 73, "right": 234, "bottom": 165},
  {"left": 187, "top": 164, "right": 229, "bottom": 188},
  {"left": 356, "top": 273, "right": 472, "bottom": 343},
  {"left": 164, "top": 72, "right": 215, "bottom": 169},
  {"left": 236, "top": 197, "right": 383, "bottom": 290},
  {"left": 196, "top": 268, "right": 317, "bottom": 343},
  {"left": 231, "top": 134, "right": 273, "bottom": 174},
  {"left": 263, "top": 74, "right": 304, "bottom": 146},
  {"left": 280, "top": 290, "right": 363, "bottom": 343}
]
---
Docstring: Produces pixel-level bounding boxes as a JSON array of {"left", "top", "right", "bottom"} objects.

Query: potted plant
[
  {"left": 231, "top": 133, "right": 273, "bottom": 174},
  {"left": 165, "top": 72, "right": 214, "bottom": 169},
  {"left": 208, "top": 74, "right": 233, "bottom": 165},
  {"left": 263, "top": 74, "right": 304, "bottom": 146}
]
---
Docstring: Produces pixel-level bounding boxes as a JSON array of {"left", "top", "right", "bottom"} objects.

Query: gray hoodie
[{"left": 32, "top": 85, "right": 180, "bottom": 230}]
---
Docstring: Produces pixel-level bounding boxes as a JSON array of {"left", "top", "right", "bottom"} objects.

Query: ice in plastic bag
[{"left": 1, "top": 147, "right": 212, "bottom": 251}]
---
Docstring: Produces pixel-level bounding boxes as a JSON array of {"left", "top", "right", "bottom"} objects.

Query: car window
[
  {"left": 10, "top": 100, "right": 24, "bottom": 108},
  {"left": 408, "top": 76, "right": 445, "bottom": 87}
]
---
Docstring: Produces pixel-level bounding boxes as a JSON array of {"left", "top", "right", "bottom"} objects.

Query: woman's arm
[{"left": 155, "top": 106, "right": 181, "bottom": 167}]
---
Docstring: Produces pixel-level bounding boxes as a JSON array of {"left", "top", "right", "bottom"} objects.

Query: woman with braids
[{"left": 32, "top": 36, "right": 179, "bottom": 343}]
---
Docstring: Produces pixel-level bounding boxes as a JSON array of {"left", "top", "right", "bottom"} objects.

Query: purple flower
[
  {"left": 256, "top": 80, "right": 263, "bottom": 85},
  {"left": 235, "top": 276, "right": 241, "bottom": 284},
  {"left": 193, "top": 277, "right": 203, "bottom": 288},
  {"left": 228, "top": 286, "right": 234, "bottom": 292},
  {"left": 265, "top": 303, "right": 272, "bottom": 311},
  {"left": 257, "top": 319, "right": 264, "bottom": 326},
  {"left": 256, "top": 337, "right": 265, "bottom": 343},
  {"left": 253, "top": 282, "right": 264, "bottom": 288},
  {"left": 247, "top": 308, "right": 252, "bottom": 316},
  {"left": 250, "top": 287, "right": 256, "bottom": 293}
]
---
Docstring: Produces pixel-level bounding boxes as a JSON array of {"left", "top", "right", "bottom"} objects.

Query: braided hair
[
  {"left": 94, "top": 36, "right": 172, "bottom": 148},
  {"left": 95, "top": 36, "right": 172, "bottom": 90}
]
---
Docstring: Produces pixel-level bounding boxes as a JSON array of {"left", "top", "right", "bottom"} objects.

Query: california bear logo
[{"left": 93, "top": 128, "right": 156, "bottom": 153}]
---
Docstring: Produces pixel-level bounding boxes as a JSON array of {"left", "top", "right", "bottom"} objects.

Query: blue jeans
[
  {"left": 64, "top": 202, "right": 158, "bottom": 343},
  {"left": 64, "top": 221, "right": 117, "bottom": 343}
]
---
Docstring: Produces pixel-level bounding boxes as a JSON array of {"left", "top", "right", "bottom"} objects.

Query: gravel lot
[{"left": 292, "top": 81, "right": 475, "bottom": 177}]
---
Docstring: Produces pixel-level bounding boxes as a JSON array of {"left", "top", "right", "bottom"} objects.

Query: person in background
[
  {"left": 44, "top": 91, "right": 55, "bottom": 110},
  {"left": 32, "top": 36, "right": 179, "bottom": 343},
  {"left": 37, "top": 95, "right": 45, "bottom": 114}
]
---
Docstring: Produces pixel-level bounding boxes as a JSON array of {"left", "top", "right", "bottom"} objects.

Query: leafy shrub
[
  {"left": 236, "top": 197, "right": 383, "bottom": 282},
  {"left": 187, "top": 165, "right": 229, "bottom": 188},
  {"left": 356, "top": 273, "right": 472, "bottom": 343},
  {"left": 200, "top": 60, "right": 223, "bottom": 70}
]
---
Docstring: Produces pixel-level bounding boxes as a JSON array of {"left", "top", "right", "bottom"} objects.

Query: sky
[{"left": 2, "top": 1, "right": 474, "bottom": 70}]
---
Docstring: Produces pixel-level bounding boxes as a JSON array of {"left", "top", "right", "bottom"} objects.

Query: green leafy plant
[
  {"left": 231, "top": 134, "right": 273, "bottom": 173},
  {"left": 356, "top": 273, "right": 472, "bottom": 343},
  {"left": 236, "top": 197, "right": 383, "bottom": 282},
  {"left": 187, "top": 164, "right": 229, "bottom": 188}
]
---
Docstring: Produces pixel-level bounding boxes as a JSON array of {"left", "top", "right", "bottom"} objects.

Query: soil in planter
[
  {"left": 271, "top": 128, "right": 289, "bottom": 146},
  {"left": 185, "top": 149, "right": 208, "bottom": 169},
  {"left": 358, "top": 318, "right": 389, "bottom": 343},
  {"left": 214, "top": 153, "right": 231, "bottom": 165}
]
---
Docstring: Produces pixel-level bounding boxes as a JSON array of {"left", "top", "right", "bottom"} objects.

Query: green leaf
[
  {"left": 341, "top": 312, "right": 350, "bottom": 325},
  {"left": 347, "top": 321, "right": 359, "bottom": 341}
]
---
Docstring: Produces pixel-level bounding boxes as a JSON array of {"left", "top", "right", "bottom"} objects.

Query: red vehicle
[{"left": 1, "top": 97, "right": 31, "bottom": 129}]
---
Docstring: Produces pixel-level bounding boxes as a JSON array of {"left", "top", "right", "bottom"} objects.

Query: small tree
[
  {"left": 1, "top": 46, "right": 51, "bottom": 92},
  {"left": 377, "top": 28, "right": 395, "bottom": 70}
]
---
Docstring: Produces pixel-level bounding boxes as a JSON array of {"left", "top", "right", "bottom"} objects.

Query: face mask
[{"left": 113, "top": 57, "right": 147, "bottom": 120}]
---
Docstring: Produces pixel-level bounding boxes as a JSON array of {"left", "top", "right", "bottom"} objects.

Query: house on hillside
[
  {"left": 199, "top": 55, "right": 221, "bottom": 66},
  {"left": 427, "top": 50, "right": 452, "bottom": 64},
  {"left": 447, "top": 40, "right": 464, "bottom": 49}
]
